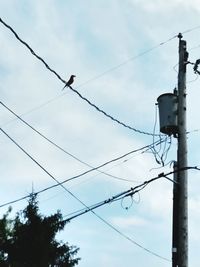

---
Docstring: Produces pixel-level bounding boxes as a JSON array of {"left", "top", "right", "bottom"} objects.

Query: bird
[{"left": 62, "top": 75, "right": 76, "bottom": 90}]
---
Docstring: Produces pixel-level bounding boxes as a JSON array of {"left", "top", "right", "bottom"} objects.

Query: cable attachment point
[
  {"left": 177, "top": 33, "right": 183, "bottom": 39},
  {"left": 121, "top": 195, "right": 134, "bottom": 210},
  {"left": 193, "top": 59, "right": 200, "bottom": 75}
]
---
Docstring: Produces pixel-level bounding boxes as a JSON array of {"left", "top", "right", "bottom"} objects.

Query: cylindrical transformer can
[{"left": 157, "top": 93, "right": 178, "bottom": 135}]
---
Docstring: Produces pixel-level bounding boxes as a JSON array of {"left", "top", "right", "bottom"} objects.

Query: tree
[
  {"left": 0, "top": 195, "right": 80, "bottom": 267},
  {"left": 0, "top": 207, "right": 13, "bottom": 267}
]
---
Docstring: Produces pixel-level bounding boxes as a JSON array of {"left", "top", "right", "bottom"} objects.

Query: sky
[{"left": 0, "top": 1, "right": 200, "bottom": 266}]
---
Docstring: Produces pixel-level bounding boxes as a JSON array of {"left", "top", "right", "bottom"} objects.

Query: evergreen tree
[{"left": 0, "top": 195, "right": 80, "bottom": 267}]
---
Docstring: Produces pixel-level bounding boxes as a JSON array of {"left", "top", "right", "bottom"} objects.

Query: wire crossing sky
[
  {"left": 1, "top": 101, "right": 136, "bottom": 183},
  {"left": 0, "top": 17, "right": 179, "bottom": 137},
  {"left": 1, "top": 2, "right": 200, "bottom": 267},
  {"left": 0, "top": 127, "right": 169, "bottom": 205},
  {"left": 0, "top": 126, "right": 175, "bottom": 261},
  {"left": 1, "top": 123, "right": 199, "bottom": 261},
  {"left": 1, "top": 18, "right": 199, "bottom": 138}
]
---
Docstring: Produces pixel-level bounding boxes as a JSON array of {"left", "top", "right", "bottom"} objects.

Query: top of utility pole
[{"left": 178, "top": 33, "right": 183, "bottom": 39}]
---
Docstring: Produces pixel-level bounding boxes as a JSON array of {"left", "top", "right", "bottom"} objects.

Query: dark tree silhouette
[{"left": 0, "top": 195, "right": 80, "bottom": 267}]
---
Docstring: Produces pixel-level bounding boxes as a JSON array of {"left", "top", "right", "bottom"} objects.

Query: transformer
[{"left": 157, "top": 93, "right": 178, "bottom": 136}]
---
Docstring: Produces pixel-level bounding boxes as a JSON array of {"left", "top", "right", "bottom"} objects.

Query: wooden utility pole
[{"left": 172, "top": 33, "right": 188, "bottom": 267}]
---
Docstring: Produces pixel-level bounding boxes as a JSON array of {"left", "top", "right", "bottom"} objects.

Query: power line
[
  {"left": 0, "top": 128, "right": 197, "bottom": 261},
  {"left": 78, "top": 27, "right": 200, "bottom": 91},
  {"left": 63, "top": 166, "right": 200, "bottom": 222},
  {"left": 0, "top": 127, "right": 171, "bottom": 261},
  {"left": 1, "top": 19, "right": 200, "bottom": 136},
  {"left": 78, "top": 207, "right": 171, "bottom": 262},
  {"left": 2, "top": 18, "right": 199, "bottom": 90},
  {"left": 63, "top": 175, "right": 163, "bottom": 222},
  {"left": 188, "top": 44, "right": 200, "bottom": 51},
  {"left": 0, "top": 17, "right": 167, "bottom": 137},
  {"left": 1, "top": 18, "right": 200, "bottom": 260},
  {"left": 72, "top": 36, "right": 177, "bottom": 89},
  {"left": 2, "top": 125, "right": 199, "bottom": 261},
  {"left": 0, "top": 101, "right": 134, "bottom": 183},
  {"left": 67, "top": 86, "right": 159, "bottom": 136},
  {"left": 1, "top": 99, "right": 168, "bottom": 183},
  {"left": 0, "top": 33, "right": 194, "bottom": 132},
  {"left": 181, "top": 25, "right": 200, "bottom": 35},
  {"left": 0, "top": 98, "right": 170, "bottom": 183},
  {"left": 0, "top": 93, "right": 66, "bottom": 128},
  {"left": 0, "top": 127, "right": 164, "bottom": 208}
]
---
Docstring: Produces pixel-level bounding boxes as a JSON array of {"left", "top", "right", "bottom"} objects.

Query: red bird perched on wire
[{"left": 62, "top": 75, "right": 76, "bottom": 90}]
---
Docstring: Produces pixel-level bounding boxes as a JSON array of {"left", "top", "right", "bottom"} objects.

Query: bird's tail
[
  {"left": 62, "top": 84, "right": 67, "bottom": 90},
  {"left": 62, "top": 84, "right": 73, "bottom": 91}
]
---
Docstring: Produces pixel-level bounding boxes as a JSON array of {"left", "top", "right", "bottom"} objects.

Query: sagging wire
[
  {"left": 107, "top": 137, "right": 168, "bottom": 168},
  {"left": 187, "top": 74, "right": 199, "bottom": 84},
  {"left": 121, "top": 191, "right": 140, "bottom": 210},
  {"left": 62, "top": 165, "right": 200, "bottom": 223},
  {"left": 0, "top": 127, "right": 166, "bottom": 209},
  {"left": 174, "top": 58, "right": 199, "bottom": 84},
  {"left": 0, "top": 17, "right": 160, "bottom": 137},
  {"left": 149, "top": 159, "right": 175, "bottom": 172},
  {"left": 173, "top": 63, "right": 178, "bottom": 73},
  {"left": 152, "top": 103, "right": 163, "bottom": 164},
  {"left": 160, "top": 135, "right": 172, "bottom": 165},
  {"left": 121, "top": 195, "right": 134, "bottom": 210},
  {"left": 63, "top": 175, "right": 161, "bottom": 223},
  {"left": 0, "top": 126, "right": 172, "bottom": 261},
  {"left": 148, "top": 104, "right": 172, "bottom": 167},
  {"left": 1, "top": 100, "right": 136, "bottom": 184},
  {"left": 64, "top": 169, "right": 181, "bottom": 223},
  {"left": 1, "top": 18, "right": 200, "bottom": 138}
]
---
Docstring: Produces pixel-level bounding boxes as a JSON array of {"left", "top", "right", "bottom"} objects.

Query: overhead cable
[
  {"left": 62, "top": 166, "right": 200, "bottom": 222},
  {"left": 0, "top": 101, "right": 134, "bottom": 183},
  {"left": 1, "top": 125, "right": 198, "bottom": 211},
  {"left": 77, "top": 208, "right": 171, "bottom": 262},
  {"left": 63, "top": 175, "right": 162, "bottom": 222},
  {"left": 0, "top": 127, "right": 165, "bottom": 208},
  {"left": 0, "top": 17, "right": 172, "bottom": 137},
  {"left": 181, "top": 25, "right": 200, "bottom": 35},
  {"left": 0, "top": 127, "right": 171, "bottom": 261},
  {"left": 1, "top": 19, "right": 200, "bottom": 136}
]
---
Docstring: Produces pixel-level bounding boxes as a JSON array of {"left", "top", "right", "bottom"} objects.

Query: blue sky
[{"left": 1, "top": 1, "right": 200, "bottom": 267}]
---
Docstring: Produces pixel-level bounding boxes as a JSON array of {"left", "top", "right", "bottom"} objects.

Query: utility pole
[
  {"left": 156, "top": 33, "right": 189, "bottom": 267},
  {"left": 173, "top": 33, "right": 188, "bottom": 267}
]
